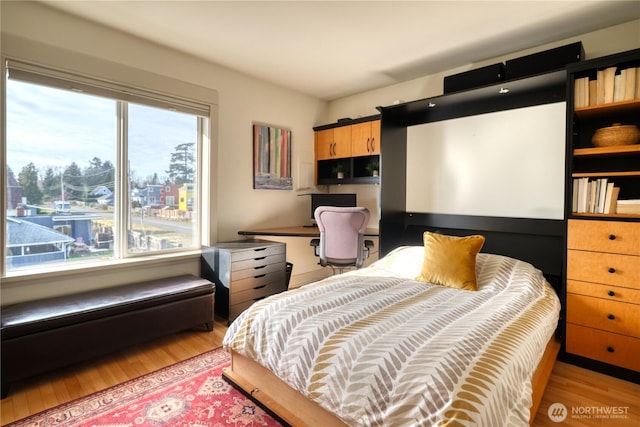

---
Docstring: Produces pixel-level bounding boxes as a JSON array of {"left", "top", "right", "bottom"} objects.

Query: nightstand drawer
[
  {"left": 566, "top": 324, "right": 640, "bottom": 372},
  {"left": 567, "top": 280, "right": 640, "bottom": 304},
  {"left": 567, "top": 250, "right": 639, "bottom": 288},
  {"left": 229, "top": 280, "right": 287, "bottom": 306},
  {"left": 567, "top": 293, "right": 639, "bottom": 337},
  {"left": 568, "top": 219, "right": 640, "bottom": 255}
]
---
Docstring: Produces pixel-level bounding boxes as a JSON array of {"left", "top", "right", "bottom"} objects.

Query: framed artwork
[{"left": 253, "top": 123, "right": 292, "bottom": 190}]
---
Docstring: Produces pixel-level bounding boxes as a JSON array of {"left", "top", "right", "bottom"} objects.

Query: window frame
[{"left": 1, "top": 56, "right": 218, "bottom": 280}]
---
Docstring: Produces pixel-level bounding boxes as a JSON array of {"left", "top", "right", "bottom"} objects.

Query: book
[
  {"left": 613, "top": 74, "right": 623, "bottom": 102},
  {"left": 606, "top": 186, "right": 620, "bottom": 214},
  {"left": 596, "top": 178, "right": 608, "bottom": 214},
  {"left": 603, "top": 66, "right": 617, "bottom": 104},
  {"left": 616, "top": 199, "right": 640, "bottom": 214},
  {"left": 623, "top": 67, "right": 637, "bottom": 101},
  {"left": 603, "top": 182, "right": 615, "bottom": 214},
  {"left": 589, "top": 79, "right": 597, "bottom": 106}
]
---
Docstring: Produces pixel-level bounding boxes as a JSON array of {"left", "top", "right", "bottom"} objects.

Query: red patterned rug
[{"left": 8, "top": 347, "right": 283, "bottom": 427}]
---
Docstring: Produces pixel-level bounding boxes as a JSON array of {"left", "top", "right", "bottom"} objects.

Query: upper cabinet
[
  {"left": 351, "top": 120, "right": 381, "bottom": 156},
  {"left": 567, "top": 48, "right": 640, "bottom": 219},
  {"left": 315, "top": 127, "right": 351, "bottom": 160},
  {"left": 314, "top": 116, "right": 380, "bottom": 185}
]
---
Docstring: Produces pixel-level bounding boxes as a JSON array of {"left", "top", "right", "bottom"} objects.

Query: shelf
[
  {"left": 574, "top": 145, "right": 640, "bottom": 157},
  {"left": 574, "top": 99, "right": 640, "bottom": 119},
  {"left": 571, "top": 212, "right": 640, "bottom": 220},
  {"left": 572, "top": 171, "right": 640, "bottom": 178}
]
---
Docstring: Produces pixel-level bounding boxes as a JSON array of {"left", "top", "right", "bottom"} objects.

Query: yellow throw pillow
[{"left": 415, "top": 232, "right": 485, "bottom": 291}]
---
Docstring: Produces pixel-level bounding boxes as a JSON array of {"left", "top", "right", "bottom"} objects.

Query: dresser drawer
[
  {"left": 567, "top": 280, "right": 640, "bottom": 304},
  {"left": 229, "top": 280, "right": 287, "bottom": 307},
  {"left": 566, "top": 323, "right": 640, "bottom": 372},
  {"left": 231, "top": 269, "right": 286, "bottom": 294},
  {"left": 567, "top": 249, "right": 639, "bottom": 288},
  {"left": 568, "top": 219, "right": 640, "bottom": 255},
  {"left": 567, "top": 293, "right": 639, "bottom": 337},
  {"left": 232, "top": 252, "right": 285, "bottom": 272}
]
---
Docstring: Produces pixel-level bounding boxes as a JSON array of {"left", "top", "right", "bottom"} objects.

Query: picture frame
[{"left": 253, "top": 123, "right": 292, "bottom": 190}]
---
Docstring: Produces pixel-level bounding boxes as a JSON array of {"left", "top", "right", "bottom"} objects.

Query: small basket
[{"left": 592, "top": 123, "right": 640, "bottom": 147}]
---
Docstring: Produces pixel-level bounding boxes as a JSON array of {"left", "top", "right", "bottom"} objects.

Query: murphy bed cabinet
[
  {"left": 201, "top": 240, "right": 287, "bottom": 324},
  {"left": 564, "top": 48, "right": 640, "bottom": 382},
  {"left": 314, "top": 116, "right": 381, "bottom": 185}
]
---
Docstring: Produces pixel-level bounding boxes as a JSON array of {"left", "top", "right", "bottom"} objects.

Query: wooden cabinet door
[
  {"left": 333, "top": 125, "right": 351, "bottom": 158},
  {"left": 315, "top": 129, "right": 335, "bottom": 160},
  {"left": 351, "top": 120, "right": 381, "bottom": 156}
]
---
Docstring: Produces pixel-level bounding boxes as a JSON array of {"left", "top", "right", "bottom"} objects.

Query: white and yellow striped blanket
[{"left": 224, "top": 246, "right": 560, "bottom": 426}]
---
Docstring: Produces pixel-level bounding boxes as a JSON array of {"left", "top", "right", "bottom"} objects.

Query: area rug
[{"left": 8, "top": 347, "right": 283, "bottom": 427}]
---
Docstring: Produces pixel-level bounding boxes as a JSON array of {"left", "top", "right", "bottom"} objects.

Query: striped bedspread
[{"left": 223, "top": 247, "right": 561, "bottom": 426}]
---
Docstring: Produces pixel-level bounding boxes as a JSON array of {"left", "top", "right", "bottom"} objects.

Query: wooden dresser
[
  {"left": 202, "top": 240, "right": 287, "bottom": 323},
  {"left": 566, "top": 219, "right": 640, "bottom": 372}
]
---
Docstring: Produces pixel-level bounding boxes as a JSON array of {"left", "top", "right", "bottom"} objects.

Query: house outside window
[{"left": 3, "top": 60, "right": 210, "bottom": 273}]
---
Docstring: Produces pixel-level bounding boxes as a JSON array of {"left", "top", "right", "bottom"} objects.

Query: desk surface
[{"left": 238, "top": 226, "right": 379, "bottom": 238}]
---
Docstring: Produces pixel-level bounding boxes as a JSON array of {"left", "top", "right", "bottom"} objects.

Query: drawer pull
[
  {"left": 253, "top": 248, "right": 267, "bottom": 252},
  {"left": 253, "top": 285, "right": 266, "bottom": 290},
  {"left": 608, "top": 267, "right": 616, "bottom": 274},
  {"left": 607, "top": 346, "right": 615, "bottom": 353},
  {"left": 253, "top": 265, "right": 266, "bottom": 270},
  {"left": 607, "top": 314, "right": 615, "bottom": 320},
  {"left": 608, "top": 234, "right": 616, "bottom": 240},
  {"left": 254, "top": 256, "right": 266, "bottom": 261},
  {"left": 254, "top": 274, "right": 266, "bottom": 279},
  {"left": 608, "top": 290, "right": 615, "bottom": 297}
]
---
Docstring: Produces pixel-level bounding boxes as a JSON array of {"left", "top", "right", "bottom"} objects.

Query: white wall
[
  {"left": 326, "top": 20, "right": 640, "bottom": 121},
  {"left": 1, "top": 1, "right": 335, "bottom": 302}
]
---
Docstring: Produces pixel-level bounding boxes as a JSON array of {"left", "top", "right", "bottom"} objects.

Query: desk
[{"left": 238, "top": 226, "right": 379, "bottom": 238}]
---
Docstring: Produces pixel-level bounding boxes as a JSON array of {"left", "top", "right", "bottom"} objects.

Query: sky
[{"left": 6, "top": 79, "right": 198, "bottom": 184}]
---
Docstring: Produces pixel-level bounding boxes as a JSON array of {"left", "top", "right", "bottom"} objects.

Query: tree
[
  {"left": 166, "top": 142, "right": 195, "bottom": 184},
  {"left": 63, "top": 162, "right": 84, "bottom": 201},
  {"left": 18, "top": 162, "right": 43, "bottom": 204},
  {"left": 41, "top": 167, "right": 61, "bottom": 200}
]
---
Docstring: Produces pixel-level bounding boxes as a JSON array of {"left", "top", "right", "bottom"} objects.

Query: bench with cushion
[{"left": 1, "top": 274, "right": 214, "bottom": 398}]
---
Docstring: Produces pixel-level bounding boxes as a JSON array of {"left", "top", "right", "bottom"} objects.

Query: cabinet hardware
[
  {"left": 609, "top": 234, "right": 616, "bottom": 240},
  {"left": 607, "top": 346, "right": 615, "bottom": 353},
  {"left": 608, "top": 290, "right": 615, "bottom": 297},
  {"left": 607, "top": 314, "right": 615, "bottom": 320},
  {"left": 608, "top": 267, "right": 616, "bottom": 274}
]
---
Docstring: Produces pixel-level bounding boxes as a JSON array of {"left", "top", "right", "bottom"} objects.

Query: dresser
[
  {"left": 202, "top": 240, "right": 287, "bottom": 323},
  {"left": 565, "top": 219, "right": 640, "bottom": 372}
]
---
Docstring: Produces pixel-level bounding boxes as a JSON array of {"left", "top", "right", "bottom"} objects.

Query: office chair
[{"left": 310, "top": 206, "right": 374, "bottom": 274}]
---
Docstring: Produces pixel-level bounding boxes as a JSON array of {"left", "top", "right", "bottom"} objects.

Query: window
[{"left": 4, "top": 61, "right": 209, "bottom": 273}]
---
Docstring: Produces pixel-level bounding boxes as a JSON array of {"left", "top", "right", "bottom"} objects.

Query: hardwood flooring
[{"left": 2, "top": 317, "right": 638, "bottom": 426}]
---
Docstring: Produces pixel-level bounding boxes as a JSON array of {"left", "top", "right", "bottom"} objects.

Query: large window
[{"left": 4, "top": 61, "right": 208, "bottom": 273}]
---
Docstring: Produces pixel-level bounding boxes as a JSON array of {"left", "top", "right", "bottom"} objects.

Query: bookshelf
[{"left": 563, "top": 48, "right": 640, "bottom": 382}]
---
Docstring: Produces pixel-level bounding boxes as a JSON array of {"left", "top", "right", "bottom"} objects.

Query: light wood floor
[{"left": 2, "top": 317, "right": 638, "bottom": 426}]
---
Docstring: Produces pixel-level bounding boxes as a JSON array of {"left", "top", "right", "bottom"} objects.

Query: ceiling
[{"left": 41, "top": 1, "right": 640, "bottom": 100}]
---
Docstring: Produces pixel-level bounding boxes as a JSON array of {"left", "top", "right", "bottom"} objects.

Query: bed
[{"left": 222, "top": 236, "right": 561, "bottom": 426}]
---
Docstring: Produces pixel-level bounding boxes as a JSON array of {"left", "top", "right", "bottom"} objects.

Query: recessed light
[
  {"left": 499, "top": 87, "right": 510, "bottom": 94},
  {"left": 428, "top": 102, "right": 436, "bottom": 108}
]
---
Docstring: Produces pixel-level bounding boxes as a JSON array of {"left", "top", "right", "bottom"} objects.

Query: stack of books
[
  {"left": 574, "top": 66, "right": 640, "bottom": 108},
  {"left": 572, "top": 177, "right": 619, "bottom": 214},
  {"left": 617, "top": 199, "right": 640, "bottom": 215}
]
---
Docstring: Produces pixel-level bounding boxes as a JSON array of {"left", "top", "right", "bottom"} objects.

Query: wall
[
  {"left": 0, "top": 1, "right": 337, "bottom": 302},
  {"left": 326, "top": 20, "right": 640, "bottom": 121}
]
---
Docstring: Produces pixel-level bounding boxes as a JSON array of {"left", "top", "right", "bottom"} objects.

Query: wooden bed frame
[
  {"left": 223, "top": 214, "right": 565, "bottom": 426},
  {"left": 223, "top": 337, "right": 560, "bottom": 426}
]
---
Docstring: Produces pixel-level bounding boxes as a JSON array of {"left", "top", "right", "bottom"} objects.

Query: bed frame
[
  {"left": 223, "top": 338, "right": 560, "bottom": 426},
  {"left": 223, "top": 213, "right": 565, "bottom": 425}
]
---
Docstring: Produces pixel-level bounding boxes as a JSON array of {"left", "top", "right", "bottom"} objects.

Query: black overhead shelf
[{"left": 377, "top": 70, "right": 566, "bottom": 127}]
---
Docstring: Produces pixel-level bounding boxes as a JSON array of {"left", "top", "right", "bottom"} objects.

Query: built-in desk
[{"left": 238, "top": 226, "right": 379, "bottom": 238}]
